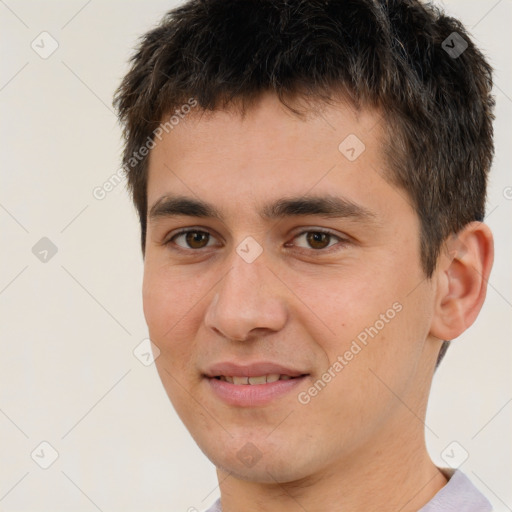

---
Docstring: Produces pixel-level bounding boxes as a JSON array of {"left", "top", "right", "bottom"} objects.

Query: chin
[
  {"left": 198, "top": 437, "right": 316, "bottom": 484},
  {"left": 215, "top": 457, "right": 308, "bottom": 484}
]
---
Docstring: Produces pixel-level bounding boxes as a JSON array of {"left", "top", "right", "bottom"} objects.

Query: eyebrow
[{"left": 148, "top": 194, "right": 377, "bottom": 223}]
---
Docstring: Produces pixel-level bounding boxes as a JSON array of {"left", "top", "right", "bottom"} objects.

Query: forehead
[
  {"left": 145, "top": 93, "right": 403, "bottom": 223},
  {"left": 150, "top": 93, "right": 384, "bottom": 163}
]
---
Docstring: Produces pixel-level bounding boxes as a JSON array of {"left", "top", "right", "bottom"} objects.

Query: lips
[
  {"left": 205, "top": 361, "right": 308, "bottom": 380},
  {"left": 215, "top": 374, "right": 294, "bottom": 384},
  {"left": 204, "top": 361, "right": 309, "bottom": 406}
]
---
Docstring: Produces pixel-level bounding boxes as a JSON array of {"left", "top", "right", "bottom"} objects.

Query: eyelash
[{"left": 165, "top": 227, "right": 348, "bottom": 254}]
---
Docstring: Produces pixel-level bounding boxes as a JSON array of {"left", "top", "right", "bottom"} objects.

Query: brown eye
[
  {"left": 306, "top": 232, "right": 331, "bottom": 250},
  {"left": 171, "top": 230, "right": 213, "bottom": 249},
  {"left": 290, "top": 230, "right": 340, "bottom": 251},
  {"left": 186, "top": 231, "right": 209, "bottom": 248}
]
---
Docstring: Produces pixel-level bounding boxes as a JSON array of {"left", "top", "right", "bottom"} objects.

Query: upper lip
[{"left": 204, "top": 361, "right": 308, "bottom": 378}]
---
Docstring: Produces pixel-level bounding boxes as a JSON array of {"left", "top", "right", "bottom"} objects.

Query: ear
[{"left": 430, "top": 221, "right": 494, "bottom": 341}]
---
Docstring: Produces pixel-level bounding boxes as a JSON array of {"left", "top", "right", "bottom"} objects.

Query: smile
[
  {"left": 207, "top": 374, "right": 308, "bottom": 407},
  {"left": 214, "top": 374, "right": 295, "bottom": 384}
]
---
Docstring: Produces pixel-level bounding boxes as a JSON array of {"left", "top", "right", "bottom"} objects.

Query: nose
[{"left": 204, "top": 253, "right": 288, "bottom": 342}]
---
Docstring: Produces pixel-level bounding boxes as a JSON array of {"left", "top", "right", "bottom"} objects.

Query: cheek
[
  {"left": 292, "top": 268, "right": 387, "bottom": 348},
  {"left": 143, "top": 261, "right": 200, "bottom": 336},
  {"left": 142, "top": 267, "right": 169, "bottom": 338},
  {"left": 299, "top": 261, "right": 431, "bottom": 379},
  {"left": 142, "top": 265, "right": 213, "bottom": 429},
  {"left": 142, "top": 264, "right": 195, "bottom": 365}
]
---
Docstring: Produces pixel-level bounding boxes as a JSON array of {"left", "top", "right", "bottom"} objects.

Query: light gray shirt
[{"left": 202, "top": 469, "right": 492, "bottom": 512}]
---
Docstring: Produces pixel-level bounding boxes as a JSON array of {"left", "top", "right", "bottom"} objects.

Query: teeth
[
  {"left": 219, "top": 374, "right": 292, "bottom": 384},
  {"left": 248, "top": 375, "right": 267, "bottom": 385}
]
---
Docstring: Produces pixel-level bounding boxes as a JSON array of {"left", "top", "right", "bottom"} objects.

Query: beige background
[{"left": 1, "top": 1, "right": 511, "bottom": 511}]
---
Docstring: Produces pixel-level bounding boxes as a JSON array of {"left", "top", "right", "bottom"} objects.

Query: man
[{"left": 114, "top": 0, "right": 495, "bottom": 510}]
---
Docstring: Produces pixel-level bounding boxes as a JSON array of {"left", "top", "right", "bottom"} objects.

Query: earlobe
[{"left": 430, "top": 222, "right": 494, "bottom": 341}]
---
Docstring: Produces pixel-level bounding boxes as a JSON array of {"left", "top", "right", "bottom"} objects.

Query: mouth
[
  {"left": 203, "top": 361, "right": 310, "bottom": 406},
  {"left": 205, "top": 372, "right": 309, "bottom": 407},
  {"left": 212, "top": 374, "right": 304, "bottom": 385}
]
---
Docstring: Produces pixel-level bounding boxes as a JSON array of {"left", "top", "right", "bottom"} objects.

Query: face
[{"left": 143, "top": 93, "right": 441, "bottom": 483}]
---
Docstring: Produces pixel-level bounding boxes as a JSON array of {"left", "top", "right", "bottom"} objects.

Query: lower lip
[{"left": 206, "top": 376, "right": 308, "bottom": 407}]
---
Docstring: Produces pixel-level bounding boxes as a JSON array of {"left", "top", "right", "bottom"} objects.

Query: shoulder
[{"left": 418, "top": 469, "right": 492, "bottom": 512}]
